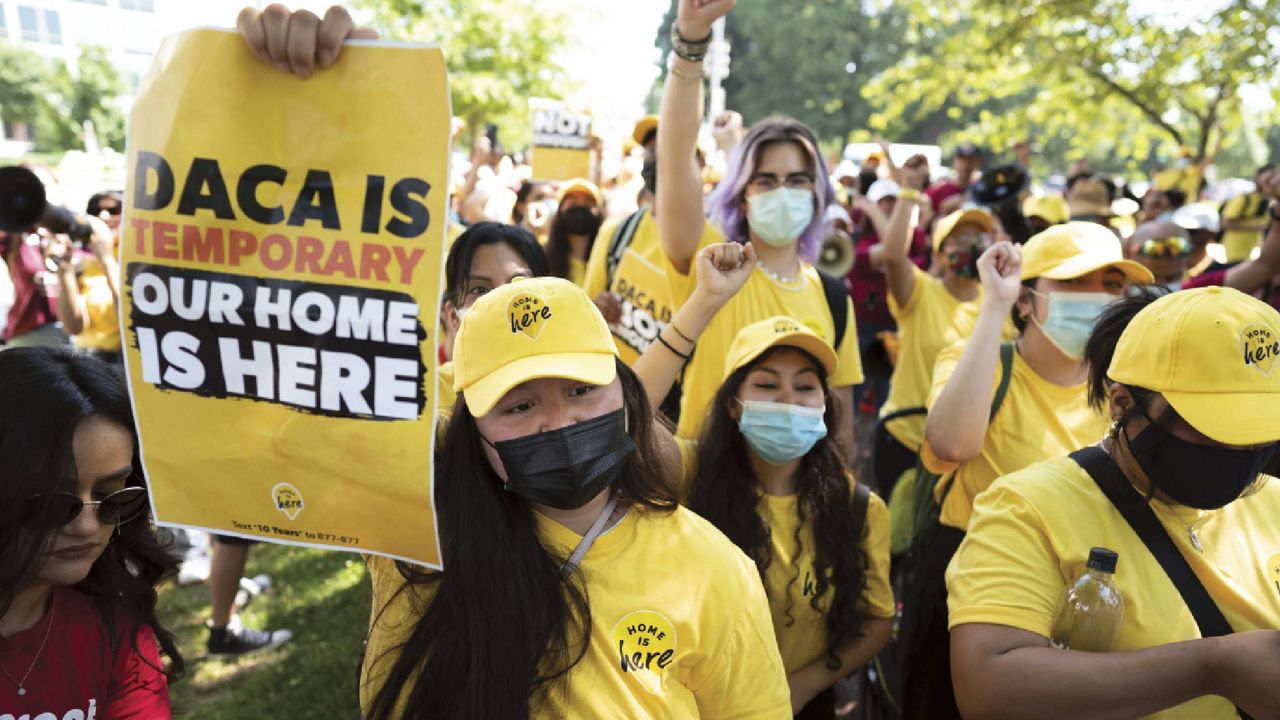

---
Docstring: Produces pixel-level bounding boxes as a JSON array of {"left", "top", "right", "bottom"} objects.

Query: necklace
[
  {"left": 758, "top": 261, "right": 804, "bottom": 286},
  {"left": 0, "top": 601, "right": 55, "bottom": 697},
  {"left": 1157, "top": 502, "right": 1216, "bottom": 553}
]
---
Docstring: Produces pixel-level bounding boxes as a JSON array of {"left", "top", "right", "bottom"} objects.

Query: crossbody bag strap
[{"left": 1069, "top": 446, "right": 1251, "bottom": 720}]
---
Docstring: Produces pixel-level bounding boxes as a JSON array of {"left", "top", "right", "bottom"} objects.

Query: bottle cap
[{"left": 1087, "top": 547, "right": 1119, "bottom": 574}]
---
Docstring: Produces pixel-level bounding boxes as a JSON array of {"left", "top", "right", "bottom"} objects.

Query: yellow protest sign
[
  {"left": 121, "top": 29, "right": 449, "bottom": 568},
  {"left": 530, "top": 97, "right": 592, "bottom": 181}
]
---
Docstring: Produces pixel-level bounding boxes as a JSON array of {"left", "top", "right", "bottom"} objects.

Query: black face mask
[
  {"left": 484, "top": 408, "right": 634, "bottom": 510},
  {"left": 1125, "top": 407, "right": 1279, "bottom": 510},
  {"left": 560, "top": 206, "right": 602, "bottom": 236}
]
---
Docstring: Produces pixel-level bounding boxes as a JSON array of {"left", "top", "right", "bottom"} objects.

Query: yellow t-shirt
[
  {"left": 759, "top": 486, "right": 896, "bottom": 673},
  {"left": 582, "top": 211, "right": 724, "bottom": 365},
  {"left": 1220, "top": 192, "right": 1270, "bottom": 263},
  {"left": 73, "top": 256, "right": 121, "bottom": 352},
  {"left": 670, "top": 263, "right": 863, "bottom": 439},
  {"left": 361, "top": 505, "right": 791, "bottom": 719},
  {"left": 948, "top": 456, "right": 1280, "bottom": 719},
  {"left": 922, "top": 341, "right": 1109, "bottom": 530},
  {"left": 1152, "top": 165, "right": 1204, "bottom": 202},
  {"left": 569, "top": 256, "right": 586, "bottom": 288},
  {"left": 878, "top": 267, "right": 986, "bottom": 452}
]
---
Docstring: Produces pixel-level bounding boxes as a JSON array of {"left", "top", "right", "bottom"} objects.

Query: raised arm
[
  {"left": 952, "top": 624, "right": 1280, "bottom": 720},
  {"left": 47, "top": 235, "right": 88, "bottom": 335},
  {"left": 632, "top": 242, "right": 755, "bottom": 412},
  {"left": 924, "top": 242, "right": 1022, "bottom": 463},
  {"left": 881, "top": 185, "right": 922, "bottom": 307},
  {"left": 1224, "top": 168, "right": 1280, "bottom": 294},
  {"left": 657, "top": 0, "right": 736, "bottom": 275}
]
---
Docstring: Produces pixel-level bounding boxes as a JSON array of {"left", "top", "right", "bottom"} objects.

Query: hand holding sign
[
  {"left": 235, "top": 5, "right": 377, "bottom": 78},
  {"left": 124, "top": 27, "right": 450, "bottom": 567}
]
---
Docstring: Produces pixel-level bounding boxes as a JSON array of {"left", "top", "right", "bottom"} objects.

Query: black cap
[
  {"left": 970, "top": 163, "right": 1029, "bottom": 206},
  {"left": 1086, "top": 547, "right": 1119, "bottom": 574},
  {"left": 955, "top": 142, "right": 982, "bottom": 157}
]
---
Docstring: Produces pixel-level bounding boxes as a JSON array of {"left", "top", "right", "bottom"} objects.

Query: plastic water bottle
[{"left": 1050, "top": 547, "right": 1123, "bottom": 652}]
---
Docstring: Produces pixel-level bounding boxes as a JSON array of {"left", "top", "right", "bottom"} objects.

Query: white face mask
[
  {"left": 1029, "top": 290, "right": 1116, "bottom": 360},
  {"left": 747, "top": 188, "right": 815, "bottom": 247}
]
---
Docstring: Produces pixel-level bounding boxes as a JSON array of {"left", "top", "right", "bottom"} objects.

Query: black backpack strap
[
  {"left": 817, "top": 269, "right": 849, "bottom": 350},
  {"left": 1070, "top": 446, "right": 1252, "bottom": 719},
  {"left": 605, "top": 208, "right": 646, "bottom": 288}
]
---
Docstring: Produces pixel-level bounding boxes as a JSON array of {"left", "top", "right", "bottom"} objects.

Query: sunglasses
[
  {"left": 92, "top": 204, "right": 122, "bottom": 216},
  {"left": 28, "top": 486, "right": 149, "bottom": 529},
  {"left": 1139, "top": 237, "right": 1191, "bottom": 258}
]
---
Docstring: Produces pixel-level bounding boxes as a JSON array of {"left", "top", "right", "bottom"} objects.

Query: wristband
[
  {"left": 667, "top": 60, "right": 705, "bottom": 82},
  {"left": 898, "top": 188, "right": 921, "bottom": 202},
  {"left": 670, "top": 23, "right": 712, "bottom": 62},
  {"left": 656, "top": 333, "right": 692, "bottom": 361}
]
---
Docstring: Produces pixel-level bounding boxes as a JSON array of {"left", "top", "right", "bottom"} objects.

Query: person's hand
[
  {"left": 42, "top": 233, "right": 72, "bottom": 268},
  {"left": 694, "top": 241, "right": 756, "bottom": 304},
  {"left": 977, "top": 241, "right": 1023, "bottom": 309},
  {"left": 902, "top": 161, "right": 929, "bottom": 191},
  {"left": 876, "top": 137, "right": 903, "bottom": 186},
  {"left": 236, "top": 5, "right": 378, "bottom": 79},
  {"left": 1207, "top": 631, "right": 1280, "bottom": 719},
  {"left": 676, "top": 0, "right": 736, "bottom": 41},
  {"left": 712, "top": 110, "right": 744, "bottom": 151},
  {"left": 786, "top": 670, "right": 822, "bottom": 715},
  {"left": 86, "top": 216, "right": 114, "bottom": 261},
  {"left": 471, "top": 135, "right": 501, "bottom": 169},
  {"left": 593, "top": 292, "right": 623, "bottom": 325},
  {"left": 450, "top": 117, "right": 467, "bottom": 144},
  {"left": 1258, "top": 167, "right": 1280, "bottom": 203}
]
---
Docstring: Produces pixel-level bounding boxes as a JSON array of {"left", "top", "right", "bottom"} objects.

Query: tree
[
  {"left": 653, "top": 0, "right": 916, "bottom": 146},
  {"left": 864, "top": 0, "right": 1280, "bottom": 176},
  {"left": 46, "top": 46, "right": 128, "bottom": 151},
  {"left": 355, "top": 0, "right": 574, "bottom": 150},
  {"left": 0, "top": 41, "right": 55, "bottom": 138}
]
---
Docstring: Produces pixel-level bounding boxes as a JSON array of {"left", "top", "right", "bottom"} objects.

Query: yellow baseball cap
[
  {"left": 1109, "top": 287, "right": 1280, "bottom": 445},
  {"left": 452, "top": 277, "right": 618, "bottom": 417},
  {"left": 556, "top": 177, "right": 603, "bottom": 206},
  {"left": 724, "top": 316, "right": 839, "bottom": 381},
  {"left": 1022, "top": 194, "right": 1070, "bottom": 225},
  {"left": 1020, "top": 222, "right": 1153, "bottom": 284},
  {"left": 632, "top": 115, "right": 658, "bottom": 146},
  {"left": 932, "top": 207, "right": 995, "bottom": 252}
]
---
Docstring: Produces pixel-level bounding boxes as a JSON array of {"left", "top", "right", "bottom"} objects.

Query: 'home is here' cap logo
[
  {"left": 273, "top": 483, "right": 304, "bottom": 521},
  {"left": 508, "top": 291, "right": 552, "bottom": 340},
  {"left": 1240, "top": 322, "right": 1280, "bottom": 377}
]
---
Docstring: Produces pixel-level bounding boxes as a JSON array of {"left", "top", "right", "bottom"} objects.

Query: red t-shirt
[
  {"left": 0, "top": 587, "right": 170, "bottom": 718},
  {"left": 847, "top": 226, "right": 930, "bottom": 329},
  {"left": 3, "top": 237, "right": 58, "bottom": 341}
]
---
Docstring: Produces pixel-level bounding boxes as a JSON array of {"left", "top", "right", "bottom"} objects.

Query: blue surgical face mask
[
  {"left": 747, "top": 188, "right": 815, "bottom": 247},
  {"left": 1030, "top": 290, "right": 1116, "bottom": 360},
  {"left": 737, "top": 399, "right": 828, "bottom": 464}
]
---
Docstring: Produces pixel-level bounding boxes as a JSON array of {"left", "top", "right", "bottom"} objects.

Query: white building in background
[{"left": 0, "top": 0, "right": 330, "bottom": 151}]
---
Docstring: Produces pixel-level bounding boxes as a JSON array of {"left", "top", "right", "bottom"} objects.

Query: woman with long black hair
[
  {"left": 634, "top": 300, "right": 894, "bottom": 717},
  {"left": 0, "top": 347, "right": 183, "bottom": 717},
  {"left": 359, "top": 268, "right": 791, "bottom": 718}
]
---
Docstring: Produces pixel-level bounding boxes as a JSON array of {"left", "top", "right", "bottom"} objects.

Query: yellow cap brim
[
  {"left": 461, "top": 352, "right": 616, "bottom": 418},
  {"left": 1164, "top": 389, "right": 1280, "bottom": 446},
  {"left": 728, "top": 331, "right": 839, "bottom": 380},
  {"left": 1024, "top": 257, "right": 1154, "bottom": 284}
]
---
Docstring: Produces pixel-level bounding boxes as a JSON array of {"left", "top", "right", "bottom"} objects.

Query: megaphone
[
  {"left": 0, "top": 165, "right": 92, "bottom": 241},
  {"left": 817, "top": 230, "right": 855, "bottom": 277}
]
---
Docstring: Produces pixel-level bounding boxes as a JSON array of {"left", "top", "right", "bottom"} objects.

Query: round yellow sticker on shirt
[{"left": 612, "top": 610, "right": 678, "bottom": 694}]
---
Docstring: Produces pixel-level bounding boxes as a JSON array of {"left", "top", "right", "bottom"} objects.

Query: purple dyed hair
[{"left": 707, "top": 116, "right": 836, "bottom": 264}]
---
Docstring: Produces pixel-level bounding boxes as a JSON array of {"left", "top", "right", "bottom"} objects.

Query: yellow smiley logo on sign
[
  {"left": 1268, "top": 553, "right": 1280, "bottom": 596},
  {"left": 1240, "top": 322, "right": 1280, "bottom": 377},
  {"left": 611, "top": 610, "right": 678, "bottom": 694},
  {"left": 507, "top": 292, "right": 552, "bottom": 340},
  {"left": 272, "top": 482, "right": 304, "bottom": 521}
]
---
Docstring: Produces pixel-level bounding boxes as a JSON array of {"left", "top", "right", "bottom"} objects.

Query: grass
[{"left": 158, "top": 544, "right": 371, "bottom": 719}]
